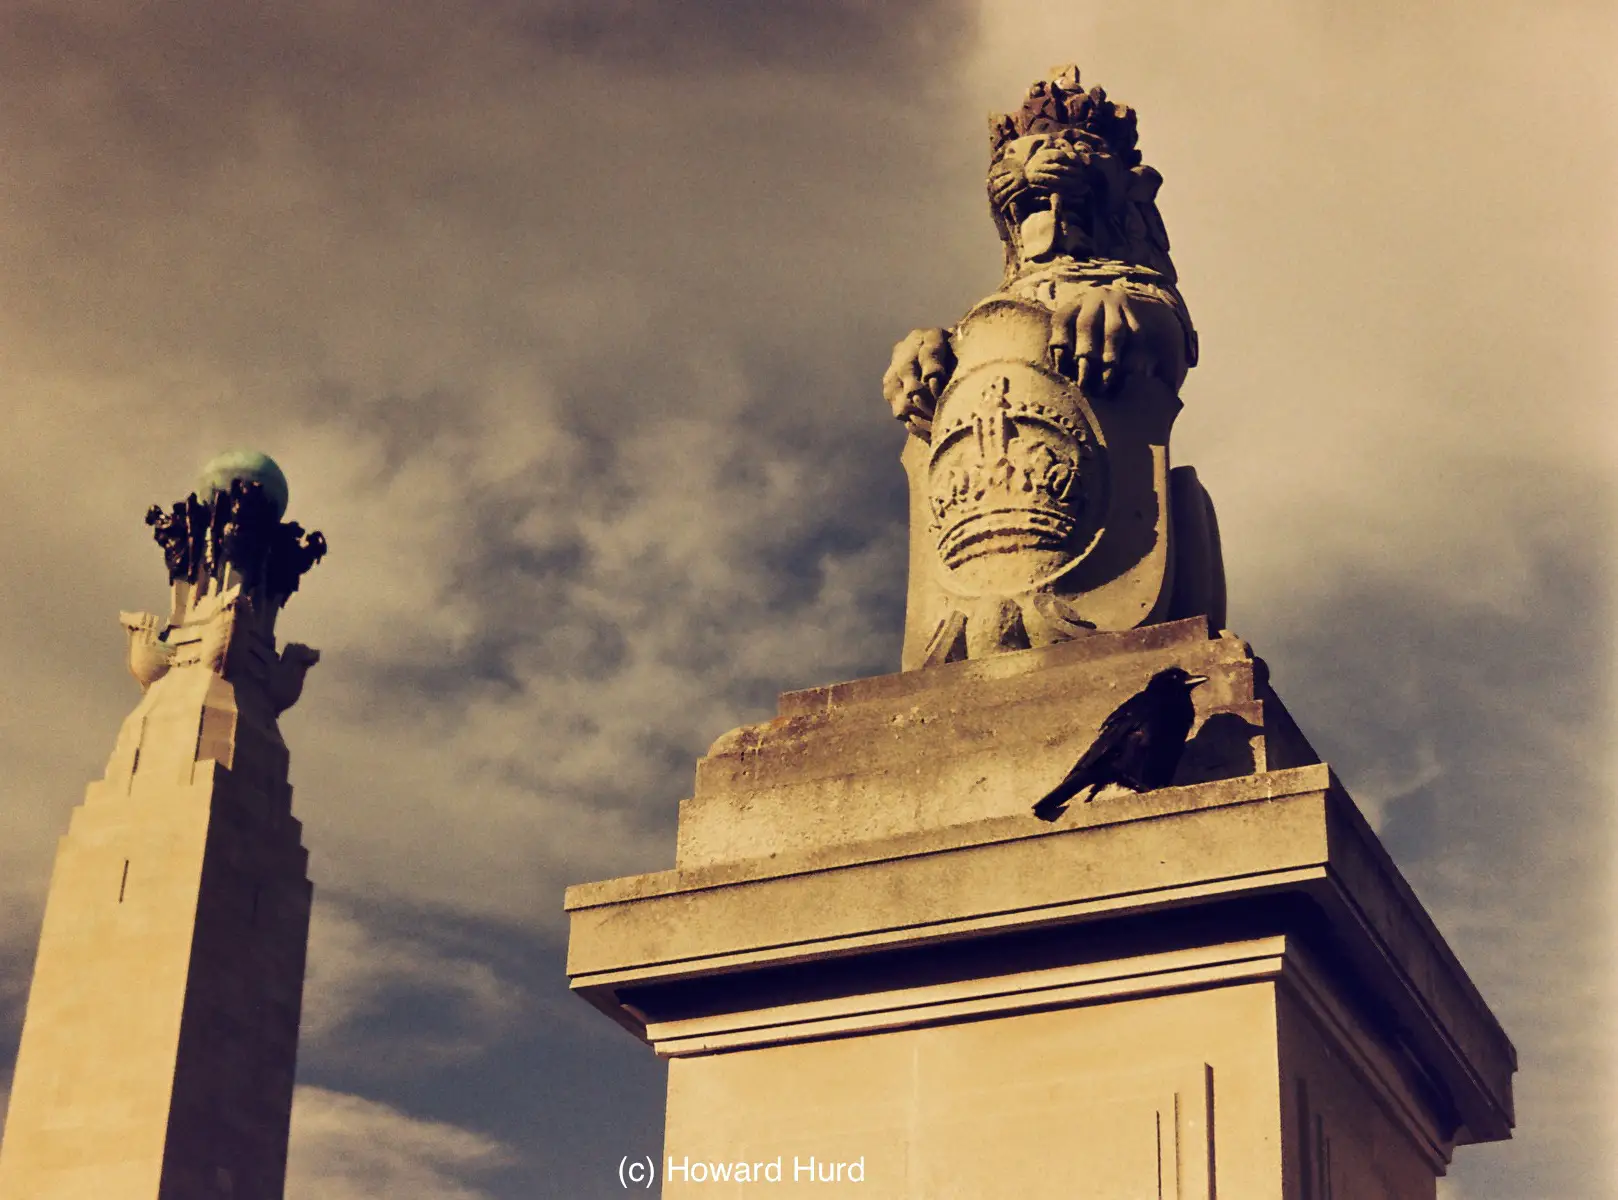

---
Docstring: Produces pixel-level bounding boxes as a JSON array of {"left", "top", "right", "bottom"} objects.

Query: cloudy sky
[{"left": 0, "top": 0, "right": 1613, "bottom": 1196}]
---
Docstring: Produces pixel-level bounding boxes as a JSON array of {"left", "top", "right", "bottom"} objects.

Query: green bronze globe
[{"left": 196, "top": 450, "right": 290, "bottom": 519}]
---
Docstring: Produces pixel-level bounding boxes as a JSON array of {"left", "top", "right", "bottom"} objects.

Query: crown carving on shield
[
  {"left": 929, "top": 377, "right": 1093, "bottom": 570},
  {"left": 988, "top": 64, "right": 1142, "bottom": 167}
]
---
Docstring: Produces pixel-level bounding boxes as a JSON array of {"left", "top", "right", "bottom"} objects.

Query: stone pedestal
[{"left": 566, "top": 619, "right": 1515, "bottom": 1197}]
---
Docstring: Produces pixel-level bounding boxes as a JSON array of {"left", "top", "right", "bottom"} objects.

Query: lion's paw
[
  {"left": 882, "top": 327, "right": 955, "bottom": 438},
  {"left": 1048, "top": 283, "right": 1188, "bottom": 396}
]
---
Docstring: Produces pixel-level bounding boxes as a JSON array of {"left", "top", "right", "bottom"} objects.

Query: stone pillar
[
  {"left": 566, "top": 620, "right": 1514, "bottom": 1197},
  {"left": 0, "top": 453, "right": 326, "bottom": 1200}
]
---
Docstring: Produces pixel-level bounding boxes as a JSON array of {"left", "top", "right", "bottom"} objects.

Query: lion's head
[{"left": 987, "top": 67, "right": 1176, "bottom": 284}]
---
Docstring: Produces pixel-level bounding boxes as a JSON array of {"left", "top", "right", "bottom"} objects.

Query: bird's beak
[{"left": 1186, "top": 674, "right": 1209, "bottom": 688}]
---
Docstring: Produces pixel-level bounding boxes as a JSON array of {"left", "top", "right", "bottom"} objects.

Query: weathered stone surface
[
  {"left": 885, "top": 67, "right": 1224, "bottom": 667},
  {"left": 568, "top": 761, "right": 1515, "bottom": 1194},
  {"left": 566, "top": 616, "right": 1514, "bottom": 1195},
  {"left": 676, "top": 617, "right": 1313, "bottom": 868},
  {"left": 0, "top": 455, "right": 323, "bottom": 1200}
]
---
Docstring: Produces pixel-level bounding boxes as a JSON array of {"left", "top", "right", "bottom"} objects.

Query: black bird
[{"left": 1032, "top": 666, "right": 1209, "bottom": 821}]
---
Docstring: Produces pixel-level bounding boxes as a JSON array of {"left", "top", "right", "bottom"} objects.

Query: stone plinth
[
  {"left": 566, "top": 622, "right": 1515, "bottom": 1197},
  {"left": 0, "top": 766, "right": 310, "bottom": 1199}
]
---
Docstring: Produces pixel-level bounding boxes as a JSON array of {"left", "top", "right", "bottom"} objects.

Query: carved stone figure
[
  {"left": 119, "top": 610, "right": 175, "bottom": 691},
  {"left": 267, "top": 642, "right": 322, "bottom": 714},
  {"left": 885, "top": 66, "right": 1226, "bottom": 669}
]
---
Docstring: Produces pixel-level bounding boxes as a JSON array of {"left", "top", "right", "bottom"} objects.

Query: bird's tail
[
  {"left": 1033, "top": 784, "right": 1076, "bottom": 822},
  {"left": 1033, "top": 778, "right": 1103, "bottom": 821},
  {"left": 1032, "top": 793, "right": 1065, "bottom": 822}
]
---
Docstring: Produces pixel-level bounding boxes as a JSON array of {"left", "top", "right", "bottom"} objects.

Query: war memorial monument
[
  {"left": 0, "top": 69, "right": 1516, "bottom": 1199},
  {"left": 565, "top": 69, "right": 1517, "bottom": 1196},
  {"left": 0, "top": 452, "right": 325, "bottom": 1198}
]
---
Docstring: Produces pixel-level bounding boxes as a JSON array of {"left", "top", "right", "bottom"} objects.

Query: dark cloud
[
  {"left": 0, "top": 0, "right": 975, "bottom": 174},
  {"left": 496, "top": 0, "right": 971, "bottom": 72}
]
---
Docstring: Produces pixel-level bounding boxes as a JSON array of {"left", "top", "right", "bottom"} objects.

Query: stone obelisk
[
  {"left": 0, "top": 451, "right": 327, "bottom": 1200},
  {"left": 567, "top": 69, "right": 1516, "bottom": 1197}
]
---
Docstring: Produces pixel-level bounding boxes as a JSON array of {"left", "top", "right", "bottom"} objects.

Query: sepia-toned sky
[{"left": 0, "top": 1, "right": 1613, "bottom": 1196}]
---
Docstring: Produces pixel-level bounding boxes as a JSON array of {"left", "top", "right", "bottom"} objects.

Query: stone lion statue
[{"left": 883, "top": 67, "right": 1225, "bottom": 669}]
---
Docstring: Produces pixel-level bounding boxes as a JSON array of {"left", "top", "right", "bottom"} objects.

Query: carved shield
[{"left": 925, "top": 299, "right": 1109, "bottom": 599}]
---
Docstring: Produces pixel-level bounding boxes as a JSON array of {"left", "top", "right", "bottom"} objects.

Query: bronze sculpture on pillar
[{"left": 0, "top": 451, "right": 326, "bottom": 1200}]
